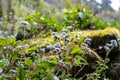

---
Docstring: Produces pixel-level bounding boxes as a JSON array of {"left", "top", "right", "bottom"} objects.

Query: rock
[
  {"left": 82, "top": 27, "right": 120, "bottom": 80},
  {"left": 82, "top": 27, "right": 120, "bottom": 59},
  {"left": 23, "top": 27, "right": 120, "bottom": 79},
  {"left": 68, "top": 27, "right": 120, "bottom": 79}
]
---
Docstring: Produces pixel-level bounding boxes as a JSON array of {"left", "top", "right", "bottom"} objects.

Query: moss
[
  {"left": 81, "top": 27, "right": 119, "bottom": 48},
  {"left": 82, "top": 27, "right": 120, "bottom": 38},
  {"left": 21, "top": 27, "right": 120, "bottom": 59}
]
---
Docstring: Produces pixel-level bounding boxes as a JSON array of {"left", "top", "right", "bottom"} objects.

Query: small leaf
[
  {"left": 19, "top": 68, "right": 24, "bottom": 80},
  {"left": 71, "top": 45, "right": 82, "bottom": 54},
  {"left": 25, "top": 47, "right": 37, "bottom": 53},
  {"left": 25, "top": 58, "right": 33, "bottom": 66},
  {"left": 74, "top": 59, "right": 81, "bottom": 65},
  {"left": 12, "top": 53, "right": 18, "bottom": 60},
  {"left": 0, "top": 59, "right": 9, "bottom": 67},
  {"left": 77, "top": 55, "right": 88, "bottom": 64},
  {"left": 39, "top": 61, "right": 56, "bottom": 69},
  {"left": 7, "top": 37, "right": 16, "bottom": 44},
  {"left": 78, "top": 12, "right": 84, "bottom": 19},
  {"left": 0, "top": 60, "right": 5, "bottom": 68},
  {"left": 38, "top": 69, "right": 45, "bottom": 73},
  {"left": 0, "top": 38, "right": 7, "bottom": 46}
]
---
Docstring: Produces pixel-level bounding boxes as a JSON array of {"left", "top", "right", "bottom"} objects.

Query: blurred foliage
[{"left": 0, "top": 0, "right": 119, "bottom": 80}]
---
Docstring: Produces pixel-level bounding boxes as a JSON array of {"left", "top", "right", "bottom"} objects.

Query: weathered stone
[
  {"left": 83, "top": 27, "right": 120, "bottom": 59},
  {"left": 82, "top": 27, "right": 120, "bottom": 80}
]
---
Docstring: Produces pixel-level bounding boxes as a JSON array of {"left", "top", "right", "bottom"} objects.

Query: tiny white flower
[
  {"left": 23, "top": 44, "right": 29, "bottom": 48},
  {"left": 20, "top": 21, "right": 29, "bottom": 26},
  {"left": 9, "top": 69, "right": 17, "bottom": 73},
  {"left": 110, "top": 40, "right": 118, "bottom": 47},
  {"left": 30, "top": 52, "right": 36, "bottom": 56},
  {"left": 106, "top": 43, "right": 113, "bottom": 48},
  {"left": 46, "top": 45, "right": 54, "bottom": 51},
  {"left": 56, "top": 56, "right": 60, "bottom": 60},
  {"left": 54, "top": 35, "right": 60, "bottom": 40},
  {"left": 81, "top": 43, "right": 88, "bottom": 48},
  {"left": 84, "top": 38, "right": 92, "bottom": 42},
  {"left": 3, "top": 47, "right": 7, "bottom": 50},
  {"left": 52, "top": 32, "right": 57, "bottom": 35},
  {"left": 99, "top": 46, "right": 103, "bottom": 49},
  {"left": 104, "top": 46, "right": 110, "bottom": 52},
  {"left": 9, "top": 35, "right": 16, "bottom": 38},
  {"left": 78, "top": 12, "right": 84, "bottom": 19},
  {"left": 40, "top": 48, "right": 45, "bottom": 53},
  {"left": 54, "top": 43, "right": 61, "bottom": 48},
  {"left": 54, "top": 48, "right": 61, "bottom": 53},
  {"left": 117, "top": 39, "right": 120, "bottom": 42},
  {"left": 61, "top": 32, "right": 66, "bottom": 36},
  {"left": 66, "top": 26, "right": 73, "bottom": 31},
  {"left": 84, "top": 38, "right": 92, "bottom": 44},
  {"left": 62, "top": 35, "right": 66, "bottom": 40}
]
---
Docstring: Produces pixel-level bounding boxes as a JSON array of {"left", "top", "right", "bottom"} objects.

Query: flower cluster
[
  {"left": 20, "top": 21, "right": 29, "bottom": 26},
  {"left": 52, "top": 31, "right": 71, "bottom": 43},
  {"left": 52, "top": 32, "right": 60, "bottom": 40},
  {"left": 81, "top": 38, "right": 92, "bottom": 52},
  {"left": 99, "top": 39, "right": 118, "bottom": 52},
  {"left": 84, "top": 38, "right": 92, "bottom": 45},
  {"left": 40, "top": 43, "right": 62, "bottom": 56},
  {"left": 61, "top": 32, "right": 71, "bottom": 43},
  {"left": 19, "top": 21, "right": 31, "bottom": 31}
]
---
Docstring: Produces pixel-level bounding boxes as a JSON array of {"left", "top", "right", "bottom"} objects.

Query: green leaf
[
  {"left": 19, "top": 68, "right": 24, "bottom": 80},
  {"left": 12, "top": 53, "right": 18, "bottom": 60},
  {"left": 0, "top": 38, "right": 7, "bottom": 46},
  {"left": 0, "top": 60, "right": 5, "bottom": 68},
  {"left": 77, "top": 55, "right": 88, "bottom": 64},
  {"left": 74, "top": 59, "right": 81, "bottom": 65},
  {"left": 39, "top": 61, "right": 56, "bottom": 69},
  {"left": 71, "top": 45, "right": 82, "bottom": 54},
  {"left": 25, "top": 47, "right": 37, "bottom": 53},
  {"left": 25, "top": 58, "right": 33, "bottom": 66},
  {"left": 38, "top": 69, "right": 45, "bottom": 73},
  {"left": 0, "top": 59, "right": 9, "bottom": 68},
  {"left": 7, "top": 37, "right": 16, "bottom": 44}
]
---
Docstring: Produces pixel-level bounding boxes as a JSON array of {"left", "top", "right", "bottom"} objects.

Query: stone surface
[
  {"left": 83, "top": 27, "right": 120, "bottom": 59},
  {"left": 82, "top": 27, "right": 120, "bottom": 80}
]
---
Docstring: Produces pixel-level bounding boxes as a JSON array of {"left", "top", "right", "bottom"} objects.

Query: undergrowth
[{"left": 0, "top": 2, "right": 119, "bottom": 80}]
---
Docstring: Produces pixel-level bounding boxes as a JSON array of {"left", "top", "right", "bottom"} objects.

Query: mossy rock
[
  {"left": 16, "top": 27, "right": 120, "bottom": 79},
  {"left": 82, "top": 27, "right": 120, "bottom": 59},
  {"left": 82, "top": 27, "right": 120, "bottom": 79}
]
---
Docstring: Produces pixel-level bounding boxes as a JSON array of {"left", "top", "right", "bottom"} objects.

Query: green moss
[{"left": 82, "top": 27, "right": 120, "bottom": 38}]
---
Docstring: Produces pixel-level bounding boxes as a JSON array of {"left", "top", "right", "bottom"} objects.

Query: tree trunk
[
  {"left": 7, "top": 0, "right": 14, "bottom": 22},
  {"left": 0, "top": 0, "right": 2, "bottom": 18}
]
